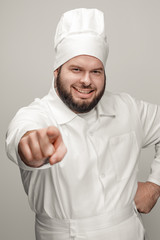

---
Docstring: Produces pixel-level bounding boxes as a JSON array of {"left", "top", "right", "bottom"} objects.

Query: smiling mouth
[{"left": 73, "top": 87, "right": 94, "bottom": 94}]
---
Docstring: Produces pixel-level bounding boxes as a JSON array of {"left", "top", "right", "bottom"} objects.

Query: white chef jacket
[{"left": 5, "top": 84, "right": 160, "bottom": 239}]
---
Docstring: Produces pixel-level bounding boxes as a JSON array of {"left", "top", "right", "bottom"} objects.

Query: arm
[
  {"left": 133, "top": 99, "right": 160, "bottom": 213},
  {"left": 6, "top": 98, "right": 66, "bottom": 170},
  {"left": 134, "top": 181, "right": 160, "bottom": 213}
]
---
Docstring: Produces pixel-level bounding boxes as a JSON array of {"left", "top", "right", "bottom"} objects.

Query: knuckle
[
  {"left": 37, "top": 129, "right": 45, "bottom": 139},
  {"left": 49, "top": 125, "right": 57, "bottom": 132},
  {"left": 26, "top": 155, "right": 33, "bottom": 162},
  {"left": 27, "top": 132, "right": 35, "bottom": 143},
  {"left": 19, "top": 137, "right": 27, "bottom": 147},
  {"left": 42, "top": 152, "right": 48, "bottom": 158},
  {"left": 33, "top": 153, "right": 41, "bottom": 160},
  {"left": 48, "top": 126, "right": 60, "bottom": 135},
  {"left": 32, "top": 148, "right": 42, "bottom": 160},
  {"left": 43, "top": 151, "right": 50, "bottom": 158},
  {"left": 43, "top": 143, "right": 55, "bottom": 157}
]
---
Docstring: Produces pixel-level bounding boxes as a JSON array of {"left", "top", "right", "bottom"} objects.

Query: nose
[{"left": 80, "top": 72, "right": 91, "bottom": 86}]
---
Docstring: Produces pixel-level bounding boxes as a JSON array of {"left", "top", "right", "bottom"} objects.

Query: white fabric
[
  {"left": 54, "top": 8, "right": 109, "bottom": 70},
  {"left": 78, "top": 107, "right": 97, "bottom": 125},
  {"left": 5, "top": 86, "right": 160, "bottom": 239},
  {"left": 35, "top": 204, "right": 145, "bottom": 240}
]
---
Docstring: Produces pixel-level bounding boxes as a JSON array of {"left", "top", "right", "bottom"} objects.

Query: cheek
[
  {"left": 66, "top": 77, "right": 79, "bottom": 89},
  {"left": 95, "top": 79, "right": 105, "bottom": 92},
  {"left": 62, "top": 79, "right": 75, "bottom": 93},
  {"left": 61, "top": 71, "right": 79, "bottom": 87}
]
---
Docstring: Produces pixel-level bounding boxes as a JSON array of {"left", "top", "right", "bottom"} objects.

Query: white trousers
[{"left": 35, "top": 204, "right": 147, "bottom": 240}]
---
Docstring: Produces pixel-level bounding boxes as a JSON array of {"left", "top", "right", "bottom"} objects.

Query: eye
[
  {"left": 72, "top": 68, "right": 81, "bottom": 72},
  {"left": 92, "top": 70, "right": 102, "bottom": 75}
]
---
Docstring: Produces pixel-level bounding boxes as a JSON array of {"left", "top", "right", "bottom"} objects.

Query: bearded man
[{"left": 6, "top": 8, "right": 160, "bottom": 240}]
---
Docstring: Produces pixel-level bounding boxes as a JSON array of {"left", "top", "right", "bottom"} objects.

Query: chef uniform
[{"left": 6, "top": 8, "right": 160, "bottom": 240}]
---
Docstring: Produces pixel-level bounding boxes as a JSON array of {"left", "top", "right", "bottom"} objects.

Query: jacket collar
[
  {"left": 47, "top": 87, "right": 116, "bottom": 125},
  {"left": 98, "top": 91, "right": 117, "bottom": 117},
  {"left": 47, "top": 86, "right": 77, "bottom": 125}
]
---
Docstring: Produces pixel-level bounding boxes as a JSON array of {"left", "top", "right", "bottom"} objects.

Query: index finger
[{"left": 46, "top": 126, "right": 60, "bottom": 143}]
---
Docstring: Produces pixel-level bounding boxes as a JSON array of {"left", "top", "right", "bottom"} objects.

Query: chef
[{"left": 6, "top": 8, "right": 160, "bottom": 240}]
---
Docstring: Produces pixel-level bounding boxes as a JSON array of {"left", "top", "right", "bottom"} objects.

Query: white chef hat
[{"left": 53, "top": 8, "right": 109, "bottom": 70}]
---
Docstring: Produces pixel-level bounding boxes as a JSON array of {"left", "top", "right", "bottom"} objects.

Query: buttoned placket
[
  {"left": 69, "top": 219, "right": 77, "bottom": 239},
  {"left": 69, "top": 219, "right": 86, "bottom": 240},
  {"left": 87, "top": 115, "right": 116, "bottom": 188}
]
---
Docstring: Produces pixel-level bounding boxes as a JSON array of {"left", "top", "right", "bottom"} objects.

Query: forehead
[{"left": 64, "top": 55, "right": 104, "bottom": 69}]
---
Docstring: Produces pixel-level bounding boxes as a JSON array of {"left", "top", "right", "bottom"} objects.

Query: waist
[{"left": 36, "top": 204, "right": 134, "bottom": 234}]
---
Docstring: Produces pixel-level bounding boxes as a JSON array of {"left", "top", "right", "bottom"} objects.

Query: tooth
[{"left": 78, "top": 89, "right": 90, "bottom": 94}]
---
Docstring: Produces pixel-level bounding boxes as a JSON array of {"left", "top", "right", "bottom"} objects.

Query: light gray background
[{"left": 1, "top": 0, "right": 160, "bottom": 239}]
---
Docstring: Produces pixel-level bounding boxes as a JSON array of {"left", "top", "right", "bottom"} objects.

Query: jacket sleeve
[
  {"left": 135, "top": 98, "right": 160, "bottom": 185},
  {"left": 5, "top": 98, "right": 55, "bottom": 171}
]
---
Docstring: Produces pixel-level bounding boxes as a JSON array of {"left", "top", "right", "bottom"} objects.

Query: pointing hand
[{"left": 18, "top": 126, "right": 67, "bottom": 167}]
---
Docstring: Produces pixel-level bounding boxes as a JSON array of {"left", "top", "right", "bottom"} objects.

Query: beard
[{"left": 55, "top": 68, "right": 106, "bottom": 113}]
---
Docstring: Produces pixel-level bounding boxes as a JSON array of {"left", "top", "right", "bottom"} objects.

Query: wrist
[{"left": 147, "top": 181, "right": 160, "bottom": 198}]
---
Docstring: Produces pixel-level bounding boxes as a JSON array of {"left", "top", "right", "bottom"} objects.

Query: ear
[{"left": 54, "top": 69, "right": 59, "bottom": 79}]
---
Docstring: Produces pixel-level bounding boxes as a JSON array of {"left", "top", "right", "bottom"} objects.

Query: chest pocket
[{"left": 109, "top": 131, "right": 139, "bottom": 181}]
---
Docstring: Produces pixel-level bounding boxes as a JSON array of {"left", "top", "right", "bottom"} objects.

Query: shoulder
[
  {"left": 10, "top": 94, "right": 55, "bottom": 128},
  {"left": 16, "top": 97, "right": 48, "bottom": 117},
  {"left": 101, "top": 91, "right": 136, "bottom": 109},
  {"left": 98, "top": 91, "right": 140, "bottom": 117}
]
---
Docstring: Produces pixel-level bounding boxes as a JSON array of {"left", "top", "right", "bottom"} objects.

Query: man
[{"left": 6, "top": 8, "right": 160, "bottom": 240}]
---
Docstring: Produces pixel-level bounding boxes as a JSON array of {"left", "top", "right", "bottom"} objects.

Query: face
[{"left": 54, "top": 55, "right": 106, "bottom": 113}]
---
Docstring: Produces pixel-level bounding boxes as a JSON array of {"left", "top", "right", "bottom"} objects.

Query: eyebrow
[
  {"left": 92, "top": 67, "right": 104, "bottom": 71},
  {"left": 69, "top": 65, "right": 104, "bottom": 71},
  {"left": 69, "top": 65, "right": 82, "bottom": 68}
]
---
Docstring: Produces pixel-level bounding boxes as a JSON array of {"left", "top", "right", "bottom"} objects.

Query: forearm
[
  {"left": 147, "top": 181, "right": 160, "bottom": 199},
  {"left": 5, "top": 101, "right": 53, "bottom": 170},
  {"left": 134, "top": 181, "right": 160, "bottom": 213}
]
